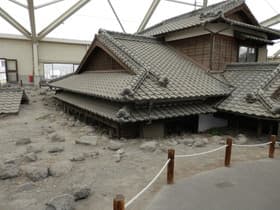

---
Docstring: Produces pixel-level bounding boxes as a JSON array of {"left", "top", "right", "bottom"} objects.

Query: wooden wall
[
  {"left": 83, "top": 47, "right": 123, "bottom": 71},
  {"left": 169, "top": 34, "right": 238, "bottom": 72}
]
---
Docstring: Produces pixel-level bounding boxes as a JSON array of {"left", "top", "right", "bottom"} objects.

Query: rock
[
  {"left": 140, "top": 141, "right": 158, "bottom": 152},
  {"left": 108, "top": 140, "right": 123, "bottom": 151},
  {"left": 17, "top": 182, "right": 36, "bottom": 192},
  {"left": 45, "top": 127, "right": 55, "bottom": 134},
  {"left": 45, "top": 194, "right": 75, "bottom": 210},
  {"left": 48, "top": 146, "right": 64, "bottom": 153},
  {"left": 49, "top": 133, "right": 65, "bottom": 142},
  {"left": 179, "top": 138, "right": 194, "bottom": 146},
  {"left": 75, "top": 136, "right": 98, "bottom": 146},
  {"left": 70, "top": 154, "right": 86, "bottom": 162},
  {"left": 23, "top": 166, "right": 48, "bottom": 181},
  {"left": 72, "top": 186, "right": 91, "bottom": 201},
  {"left": 0, "top": 163, "right": 20, "bottom": 179},
  {"left": 16, "top": 138, "right": 31, "bottom": 145},
  {"left": 116, "top": 148, "right": 125, "bottom": 155},
  {"left": 210, "top": 135, "right": 223, "bottom": 143},
  {"left": 49, "top": 161, "right": 72, "bottom": 177},
  {"left": 84, "top": 151, "right": 99, "bottom": 159},
  {"left": 167, "top": 139, "right": 178, "bottom": 146},
  {"left": 114, "top": 154, "right": 122, "bottom": 163},
  {"left": 39, "top": 90, "right": 47, "bottom": 95},
  {"left": 193, "top": 138, "right": 208, "bottom": 147},
  {"left": 235, "top": 134, "right": 248, "bottom": 145},
  {"left": 24, "top": 153, "right": 37, "bottom": 162},
  {"left": 26, "top": 145, "right": 43, "bottom": 153}
]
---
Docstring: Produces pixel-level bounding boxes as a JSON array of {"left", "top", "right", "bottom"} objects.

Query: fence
[{"left": 113, "top": 135, "right": 278, "bottom": 210}]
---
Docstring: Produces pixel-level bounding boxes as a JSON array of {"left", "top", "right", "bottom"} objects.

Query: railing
[{"left": 113, "top": 135, "right": 278, "bottom": 210}]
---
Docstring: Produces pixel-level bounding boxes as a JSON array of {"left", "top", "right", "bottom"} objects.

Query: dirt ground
[{"left": 0, "top": 87, "right": 277, "bottom": 210}]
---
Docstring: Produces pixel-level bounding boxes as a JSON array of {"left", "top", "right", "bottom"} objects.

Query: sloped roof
[
  {"left": 55, "top": 92, "right": 216, "bottom": 123},
  {"left": 216, "top": 63, "right": 280, "bottom": 119},
  {"left": 139, "top": 0, "right": 280, "bottom": 40},
  {"left": 50, "top": 30, "right": 230, "bottom": 102},
  {"left": 0, "top": 87, "right": 26, "bottom": 114}
]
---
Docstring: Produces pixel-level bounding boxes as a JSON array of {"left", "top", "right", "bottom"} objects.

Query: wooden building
[{"left": 49, "top": 0, "right": 280, "bottom": 138}]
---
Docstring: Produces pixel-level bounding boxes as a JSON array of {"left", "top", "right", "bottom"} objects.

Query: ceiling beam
[
  {"left": 37, "top": 0, "right": 91, "bottom": 40},
  {"left": 137, "top": 0, "right": 161, "bottom": 32},
  {"left": 35, "top": 0, "right": 66, "bottom": 9},
  {"left": 261, "top": 14, "right": 280, "bottom": 27},
  {"left": 273, "top": 49, "right": 280, "bottom": 58},
  {"left": 203, "top": 0, "right": 208, "bottom": 8},
  {"left": 107, "top": 0, "right": 126, "bottom": 32},
  {"left": 165, "top": 0, "right": 202, "bottom": 7},
  {"left": 8, "top": 0, "right": 28, "bottom": 9},
  {"left": 0, "top": 7, "right": 31, "bottom": 39},
  {"left": 27, "top": 0, "right": 37, "bottom": 40}
]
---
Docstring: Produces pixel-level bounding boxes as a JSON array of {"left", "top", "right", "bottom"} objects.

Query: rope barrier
[
  {"left": 232, "top": 142, "right": 271, "bottom": 148},
  {"left": 125, "top": 158, "right": 171, "bottom": 208},
  {"left": 175, "top": 145, "right": 227, "bottom": 158}
]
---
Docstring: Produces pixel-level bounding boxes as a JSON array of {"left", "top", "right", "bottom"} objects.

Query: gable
[{"left": 82, "top": 47, "right": 124, "bottom": 72}]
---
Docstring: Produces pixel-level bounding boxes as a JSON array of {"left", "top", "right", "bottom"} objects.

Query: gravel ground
[{"left": 0, "top": 87, "right": 277, "bottom": 210}]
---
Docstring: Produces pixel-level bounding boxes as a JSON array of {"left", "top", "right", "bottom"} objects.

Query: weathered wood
[
  {"left": 269, "top": 135, "right": 276, "bottom": 158},
  {"left": 113, "top": 194, "right": 125, "bottom": 210},
  {"left": 167, "top": 149, "right": 175, "bottom": 184},
  {"left": 257, "top": 120, "right": 262, "bottom": 137},
  {"left": 225, "top": 138, "right": 232, "bottom": 167}
]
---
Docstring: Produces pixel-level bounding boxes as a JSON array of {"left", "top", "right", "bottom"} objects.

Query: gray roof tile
[{"left": 0, "top": 87, "right": 24, "bottom": 114}]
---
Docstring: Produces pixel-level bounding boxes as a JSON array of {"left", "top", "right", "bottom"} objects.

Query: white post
[{"left": 32, "top": 42, "right": 40, "bottom": 86}]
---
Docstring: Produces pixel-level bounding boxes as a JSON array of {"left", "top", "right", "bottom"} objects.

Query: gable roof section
[
  {"left": 217, "top": 62, "right": 280, "bottom": 119},
  {"left": 138, "top": 0, "right": 280, "bottom": 40},
  {"left": 50, "top": 30, "right": 230, "bottom": 102}
]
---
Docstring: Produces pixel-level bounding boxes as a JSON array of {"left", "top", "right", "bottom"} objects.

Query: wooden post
[
  {"left": 224, "top": 138, "right": 232, "bottom": 167},
  {"left": 269, "top": 135, "right": 276, "bottom": 158},
  {"left": 167, "top": 149, "right": 175, "bottom": 184},
  {"left": 113, "top": 194, "right": 125, "bottom": 210}
]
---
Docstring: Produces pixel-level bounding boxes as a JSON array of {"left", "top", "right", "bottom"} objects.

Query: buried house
[{"left": 49, "top": 0, "right": 280, "bottom": 138}]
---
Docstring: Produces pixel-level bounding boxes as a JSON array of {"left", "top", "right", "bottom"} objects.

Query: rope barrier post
[
  {"left": 269, "top": 135, "right": 276, "bottom": 158},
  {"left": 167, "top": 149, "right": 175, "bottom": 184},
  {"left": 224, "top": 138, "right": 232, "bottom": 167},
  {"left": 113, "top": 194, "right": 125, "bottom": 210}
]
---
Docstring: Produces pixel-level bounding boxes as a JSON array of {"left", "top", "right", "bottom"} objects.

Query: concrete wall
[
  {"left": 198, "top": 114, "right": 228, "bottom": 132},
  {"left": 0, "top": 36, "right": 90, "bottom": 84}
]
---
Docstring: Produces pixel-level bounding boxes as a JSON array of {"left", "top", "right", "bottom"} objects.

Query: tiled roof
[
  {"left": 0, "top": 87, "right": 25, "bottom": 114},
  {"left": 138, "top": 0, "right": 280, "bottom": 40},
  {"left": 55, "top": 92, "right": 216, "bottom": 122},
  {"left": 217, "top": 63, "right": 280, "bottom": 119},
  {"left": 50, "top": 30, "right": 230, "bottom": 102}
]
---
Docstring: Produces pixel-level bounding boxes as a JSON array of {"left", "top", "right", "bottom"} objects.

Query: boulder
[
  {"left": 193, "top": 138, "right": 208, "bottom": 147},
  {"left": 235, "top": 134, "right": 248, "bottom": 145},
  {"left": 75, "top": 136, "right": 98, "bottom": 146},
  {"left": 178, "top": 138, "right": 194, "bottom": 146},
  {"left": 45, "top": 194, "right": 75, "bottom": 210},
  {"left": 167, "top": 139, "right": 178, "bottom": 146},
  {"left": 210, "top": 135, "right": 223, "bottom": 143},
  {"left": 108, "top": 140, "right": 123, "bottom": 151},
  {"left": 72, "top": 185, "right": 91, "bottom": 201},
  {"left": 16, "top": 182, "right": 37, "bottom": 193},
  {"left": 0, "top": 163, "right": 20, "bottom": 179},
  {"left": 140, "top": 141, "right": 158, "bottom": 152},
  {"left": 49, "top": 161, "right": 72, "bottom": 177},
  {"left": 48, "top": 146, "right": 64, "bottom": 153},
  {"left": 16, "top": 138, "right": 31, "bottom": 145},
  {"left": 49, "top": 133, "right": 65, "bottom": 142},
  {"left": 24, "top": 153, "right": 37, "bottom": 162},
  {"left": 23, "top": 166, "right": 48, "bottom": 182},
  {"left": 70, "top": 154, "right": 86, "bottom": 162}
]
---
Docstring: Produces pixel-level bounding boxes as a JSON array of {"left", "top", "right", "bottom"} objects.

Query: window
[
  {"left": 43, "top": 63, "right": 79, "bottom": 80},
  {"left": 0, "top": 59, "right": 7, "bottom": 84},
  {"left": 238, "top": 46, "right": 257, "bottom": 62}
]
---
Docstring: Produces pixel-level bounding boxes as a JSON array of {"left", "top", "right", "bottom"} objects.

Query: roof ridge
[
  {"left": 139, "top": 0, "right": 244, "bottom": 35},
  {"left": 100, "top": 29, "right": 157, "bottom": 41}
]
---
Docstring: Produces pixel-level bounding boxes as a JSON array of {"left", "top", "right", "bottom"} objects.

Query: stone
[
  {"left": 140, "top": 141, "right": 158, "bottom": 152},
  {"left": 70, "top": 154, "right": 86, "bottom": 162},
  {"left": 72, "top": 186, "right": 91, "bottom": 201},
  {"left": 75, "top": 136, "right": 98, "bottom": 146},
  {"left": 39, "top": 90, "right": 47, "bottom": 95},
  {"left": 23, "top": 166, "right": 48, "bottom": 182},
  {"left": 167, "top": 139, "right": 178, "bottom": 146},
  {"left": 16, "top": 138, "right": 31, "bottom": 145},
  {"left": 45, "top": 194, "right": 75, "bottom": 210},
  {"left": 45, "top": 127, "right": 55, "bottom": 134},
  {"left": 49, "top": 133, "right": 65, "bottom": 142},
  {"left": 193, "top": 138, "right": 208, "bottom": 147},
  {"left": 49, "top": 161, "right": 72, "bottom": 177},
  {"left": 48, "top": 146, "right": 64, "bottom": 153},
  {"left": 108, "top": 140, "right": 123, "bottom": 151},
  {"left": 84, "top": 151, "right": 99, "bottom": 159},
  {"left": 0, "top": 163, "right": 20, "bottom": 179},
  {"left": 17, "top": 182, "right": 36, "bottom": 192},
  {"left": 24, "top": 153, "right": 37, "bottom": 162},
  {"left": 210, "top": 135, "right": 223, "bottom": 143},
  {"left": 116, "top": 148, "right": 125, "bottom": 155},
  {"left": 179, "top": 138, "right": 194, "bottom": 146},
  {"left": 235, "top": 134, "right": 248, "bottom": 145},
  {"left": 26, "top": 145, "right": 43, "bottom": 153}
]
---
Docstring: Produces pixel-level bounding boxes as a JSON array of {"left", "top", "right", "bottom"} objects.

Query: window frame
[
  {"left": 238, "top": 45, "right": 258, "bottom": 62},
  {"left": 43, "top": 62, "right": 79, "bottom": 80}
]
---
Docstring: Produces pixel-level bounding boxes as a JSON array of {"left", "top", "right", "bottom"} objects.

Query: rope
[
  {"left": 125, "top": 159, "right": 171, "bottom": 208},
  {"left": 175, "top": 145, "right": 227, "bottom": 158},
  {"left": 232, "top": 142, "right": 271, "bottom": 148}
]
